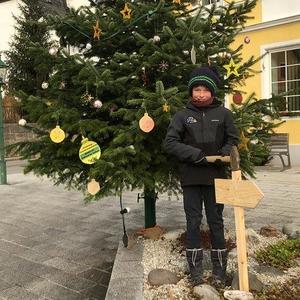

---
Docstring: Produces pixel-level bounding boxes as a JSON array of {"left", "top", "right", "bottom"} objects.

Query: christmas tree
[
  {"left": 9, "top": 0, "right": 282, "bottom": 228},
  {"left": 5, "top": 0, "right": 51, "bottom": 97}
]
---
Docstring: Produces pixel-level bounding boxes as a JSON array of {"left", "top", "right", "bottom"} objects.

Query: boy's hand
[{"left": 214, "top": 159, "right": 224, "bottom": 167}]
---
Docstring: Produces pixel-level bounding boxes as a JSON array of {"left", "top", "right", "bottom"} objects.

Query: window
[{"left": 271, "top": 48, "right": 300, "bottom": 113}]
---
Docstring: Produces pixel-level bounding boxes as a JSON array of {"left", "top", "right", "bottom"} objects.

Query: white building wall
[
  {"left": 0, "top": 0, "right": 89, "bottom": 53},
  {"left": 0, "top": 0, "right": 20, "bottom": 52},
  {"left": 262, "top": 0, "right": 300, "bottom": 22}
]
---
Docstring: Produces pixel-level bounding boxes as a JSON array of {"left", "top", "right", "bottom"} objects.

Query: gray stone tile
[
  {"left": 25, "top": 279, "right": 82, "bottom": 300},
  {"left": 42, "top": 269, "right": 97, "bottom": 291},
  {"left": 0, "top": 279, "right": 14, "bottom": 292},
  {"left": 81, "top": 284, "right": 108, "bottom": 300},
  {"left": 0, "top": 267, "right": 41, "bottom": 286},
  {"left": 43, "top": 257, "right": 90, "bottom": 274},
  {"left": 0, "top": 286, "right": 41, "bottom": 300},
  {"left": 78, "top": 268, "right": 111, "bottom": 285}
]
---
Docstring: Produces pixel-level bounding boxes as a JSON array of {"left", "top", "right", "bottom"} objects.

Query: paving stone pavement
[{"left": 0, "top": 161, "right": 299, "bottom": 299}]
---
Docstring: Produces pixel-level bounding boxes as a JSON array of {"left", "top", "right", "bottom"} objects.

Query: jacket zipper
[{"left": 201, "top": 111, "right": 205, "bottom": 144}]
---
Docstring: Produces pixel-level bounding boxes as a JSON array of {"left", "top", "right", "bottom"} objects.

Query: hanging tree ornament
[
  {"left": 224, "top": 58, "right": 241, "bottom": 78},
  {"left": 191, "top": 44, "right": 196, "bottom": 65},
  {"left": 162, "top": 103, "right": 170, "bottom": 112},
  {"left": 158, "top": 60, "right": 169, "bottom": 72},
  {"left": 87, "top": 179, "right": 101, "bottom": 195},
  {"left": 244, "top": 36, "right": 251, "bottom": 44},
  {"left": 93, "top": 99, "right": 103, "bottom": 108},
  {"left": 41, "top": 82, "right": 49, "bottom": 89},
  {"left": 233, "top": 92, "right": 243, "bottom": 105},
  {"left": 59, "top": 81, "right": 66, "bottom": 89},
  {"left": 93, "top": 20, "right": 102, "bottom": 40},
  {"left": 49, "top": 47, "right": 58, "bottom": 56},
  {"left": 86, "top": 43, "right": 92, "bottom": 50},
  {"left": 81, "top": 91, "right": 94, "bottom": 103},
  {"left": 79, "top": 137, "right": 101, "bottom": 164},
  {"left": 50, "top": 125, "right": 65, "bottom": 143},
  {"left": 120, "top": 3, "right": 132, "bottom": 20},
  {"left": 211, "top": 16, "right": 218, "bottom": 24},
  {"left": 139, "top": 113, "right": 155, "bottom": 133},
  {"left": 18, "top": 118, "right": 27, "bottom": 126},
  {"left": 173, "top": 0, "right": 181, "bottom": 3},
  {"left": 153, "top": 35, "right": 161, "bottom": 43},
  {"left": 238, "top": 131, "right": 250, "bottom": 151}
]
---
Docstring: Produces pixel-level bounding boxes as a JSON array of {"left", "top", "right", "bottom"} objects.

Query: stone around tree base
[
  {"left": 193, "top": 284, "right": 220, "bottom": 300},
  {"left": 231, "top": 272, "right": 264, "bottom": 292},
  {"left": 224, "top": 290, "right": 254, "bottom": 300},
  {"left": 148, "top": 268, "right": 180, "bottom": 286}
]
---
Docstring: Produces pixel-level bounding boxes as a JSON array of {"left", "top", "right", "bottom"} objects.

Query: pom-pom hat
[{"left": 188, "top": 66, "right": 221, "bottom": 97}]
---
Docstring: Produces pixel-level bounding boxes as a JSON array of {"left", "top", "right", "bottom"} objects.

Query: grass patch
[{"left": 255, "top": 238, "right": 300, "bottom": 270}]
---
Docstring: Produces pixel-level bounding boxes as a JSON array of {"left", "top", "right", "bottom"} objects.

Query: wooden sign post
[{"left": 209, "top": 146, "right": 264, "bottom": 292}]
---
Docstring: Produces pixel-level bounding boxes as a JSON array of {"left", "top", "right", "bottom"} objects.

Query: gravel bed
[{"left": 142, "top": 228, "right": 300, "bottom": 300}]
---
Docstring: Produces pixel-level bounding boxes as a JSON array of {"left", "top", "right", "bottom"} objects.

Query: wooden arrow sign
[{"left": 215, "top": 178, "right": 264, "bottom": 208}]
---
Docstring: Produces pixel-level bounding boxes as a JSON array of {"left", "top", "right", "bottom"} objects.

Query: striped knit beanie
[{"left": 188, "top": 66, "right": 221, "bottom": 97}]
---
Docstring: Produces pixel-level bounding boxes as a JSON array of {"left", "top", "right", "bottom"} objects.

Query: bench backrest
[{"left": 269, "top": 133, "right": 289, "bottom": 152}]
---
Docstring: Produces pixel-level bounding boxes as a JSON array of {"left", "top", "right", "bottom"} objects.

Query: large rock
[
  {"left": 193, "top": 284, "right": 220, "bottom": 300},
  {"left": 259, "top": 225, "right": 281, "bottom": 237},
  {"left": 224, "top": 290, "right": 254, "bottom": 300},
  {"left": 231, "top": 272, "right": 264, "bottom": 292},
  {"left": 282, "top": 223, "right": 300, "bottom": 239},
  {"left": 148, "top": 269, "right": 179, "bottom": 286}
]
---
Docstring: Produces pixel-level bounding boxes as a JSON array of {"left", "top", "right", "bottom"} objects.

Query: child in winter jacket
[{"left": 163, "top": 65, "right": 239, "bottom": 286}]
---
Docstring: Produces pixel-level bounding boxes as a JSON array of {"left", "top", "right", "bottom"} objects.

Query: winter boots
[
  {"left": 211, "top": 248, "right": 228, "bottom": 285},
  {"left": 186, "top": 248, "right": 204, "bottom": 286}
]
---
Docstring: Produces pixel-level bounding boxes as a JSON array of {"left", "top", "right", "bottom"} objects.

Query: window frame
[{"left": 261, "top": 40, "right": 300, "bottom": 118}]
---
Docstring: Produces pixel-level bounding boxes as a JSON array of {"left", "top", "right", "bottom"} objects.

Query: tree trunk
[{"left": 144, "top": 186, "right": 156, "bottom": 228}]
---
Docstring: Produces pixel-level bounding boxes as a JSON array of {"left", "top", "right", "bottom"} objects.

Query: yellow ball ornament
[
  {"left": 50, "top": 125, "right": 65, "bottom": 143},
  {"left": 79, "top": 138, "right": 101, "bottom": 164},
  {"left": 139, "top": 113, "right": 155, "bottom": 133}
]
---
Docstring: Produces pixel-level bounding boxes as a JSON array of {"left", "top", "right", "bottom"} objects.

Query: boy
[{"left": 163, "top": 66, "right": 239, "bottom": 286}]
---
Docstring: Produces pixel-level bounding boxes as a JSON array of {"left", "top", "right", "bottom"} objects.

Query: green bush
[{"left": 255, "top": 238, "right": 300, "bottom": 270}]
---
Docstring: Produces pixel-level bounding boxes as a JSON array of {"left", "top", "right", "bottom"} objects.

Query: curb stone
[{"left": 105, "top": 240, "right": 144, "bottom": 300}]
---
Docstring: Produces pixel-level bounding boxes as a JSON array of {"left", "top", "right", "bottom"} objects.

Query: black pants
[{"left": 183, "top": 185, "right": 225, "bottom": 249}]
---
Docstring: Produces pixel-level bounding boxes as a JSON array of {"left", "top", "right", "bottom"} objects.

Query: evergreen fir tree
[
  {"left": 5, "top": 0, "right": 51, "bottom": 98},
  {"left": 10, "top": 0, "right": 282, "bottom": 228}
]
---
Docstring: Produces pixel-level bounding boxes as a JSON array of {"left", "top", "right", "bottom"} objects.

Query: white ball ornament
[
  {"left": 153, "top": 35, "right": 160, "bottom": 43},
  {"left": 93, "top": 100, "right": 103, "bottom": 108},
  {"left": 41, "top": 82, "right": 49, "bottom": 89},
  {"left": 18, "top": 118, "right": 27, "bottom": 126},
  {"left": 183, "top": 50, "right": 189, "bottom": 56},
  {"left": 49, "top": 47, "right": 58, "bottom": 55},
  {"left": 86, "top": 43, "right": 92, "bottom": 50}
]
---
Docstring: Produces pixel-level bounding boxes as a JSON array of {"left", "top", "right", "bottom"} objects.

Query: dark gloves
[
  {"left": 219, "top": 147, "right": 231, "bottom": 157},
  {"left": 214, "top": 159, "right": 224, "bottom": 168}
]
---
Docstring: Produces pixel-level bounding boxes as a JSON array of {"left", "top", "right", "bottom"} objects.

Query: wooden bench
[{"left": 269, "top": 133, "right": 291, "bottom": 170}]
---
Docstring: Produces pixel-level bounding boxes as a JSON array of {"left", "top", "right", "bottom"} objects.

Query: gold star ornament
[
  {"left": 238, "top": 131, "right": 249, "bottom": 151},
  {"left": 93, "top": 21, "right": 102, "bottom": 40},
  {"left": 162, "top": 103, "right": 170, "bottom": 112},
  {"left": 121, "top": 3, "right": 132, "bottom": 20},
  {"left": 223, "top": 58, "right": 241, "bottom": 78}
]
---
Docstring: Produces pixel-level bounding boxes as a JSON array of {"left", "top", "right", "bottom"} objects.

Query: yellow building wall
[
  {"left": 231, "top": 20, "right": 300, "bottom": 144},
  {"left": 224, "top": 0, "right": 262, "bottom": 25}
]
